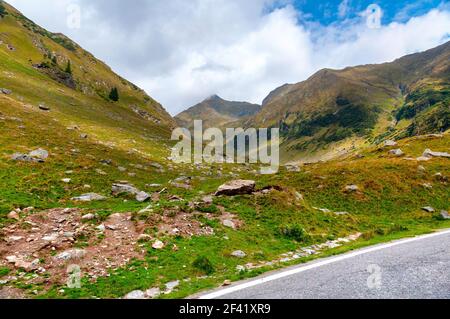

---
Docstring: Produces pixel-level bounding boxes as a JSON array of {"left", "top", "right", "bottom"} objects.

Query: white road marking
[{"left": 199, "top": 229, "right": 450, "bottom": 299}]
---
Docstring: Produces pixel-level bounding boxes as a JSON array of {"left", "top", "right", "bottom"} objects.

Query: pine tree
[
  {"left": 52, "top": 55, "right": 58, "bottom": 65},
  {"left": 109, "top": 87, "right": 119, "bottom": 102},
  {"left": 65, "top": 60, "right": 72, "bottom": 74}
]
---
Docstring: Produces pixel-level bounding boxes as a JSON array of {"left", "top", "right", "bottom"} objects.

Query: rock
[
  {"left": 440, "top": 211, "right": 450, "bottom": 220},
  {"left": 38, "top": 103, "right": 50, "bottom": 111},
  {"left": 334, "top": 211, "right": 349, "bottom": 216},
  {"left": 165, "top": 280, "right": 180, "bottom": 291},
  {"left": 418, "top": 165, "right": 426, "bottom": 172},
  {"left": 29, "top": 148, "right": 49, "bottom": 160},
  {"left": 100, "top": 159, "right": 112, "bottom": 165},
  {"left": 223, "top": 280, "right": 232, "bottom": 286},
  {"left": 215, "top": 180, "right": 256, "bottom": 196},
  {"left": 295, "top": 192, "right": 304, "bottom": 201},
  {"left": 95, "top": 169, "right": 107, "bottom": 175},
  {"left": 81, "top": 213, "right": 95, "bottom": 221},
  {"left": 152, "top": 240, "right": 165, "bottom": 250},
  {"left": 285, "top": 164, "right": 301, "bottom": 172},
  {"left": 136, "top": 191, "right": 151, "bottom": 202},
  {"left": 231, "top": 250, "right": 247, "bottom": 258},
  {"left": 222, "top": 219, "right": 236, "bottom": 229},
  {"left": 416, "top": 156, "right": 432, "bottom": 162},
  {"left": 80, "top": 133, "right": 88, "bottom": 139},
  {"left": 384, "top": 140, "right": 398, "bottom": 147},
  {"left": 146, "top": 184, "right": 162, "bottom": 188},
  {"left": 422, "top": 183, "right": 433, "bottom": 189},
  {"left": 7, "top": 210, "right": 20, "bottom": 220},
  {"left": 202, "top": 196, "right": 213, "bottom": 205},
  {"left": 42, "top": 233, "right": 58, "bottom": 242},
  {"left": 0, "top": 88, "right": 12, "bottom": 95},
  {"left": 71, "top": 193, "right": 106, "bottom": 202},
  {"left": 112, "top": 183, "right": 140, "bottom": 196},
  {"left": 118, "top": 166, "right": 127, "bottom": 172},
  {"left": 389, "top": 149, "right": 404, "bottom": 156},
  {"left": 423, "top": 149, "right": 450, "bottom": 158},
  {"left": 61, "top": 178, "right": 71, "bottom": 183},
  {"left": 124, "top": 290, "right": 146, "bottom": 300},
  {"left": 138, "top": 234, "right": 152, "bottom": 241},
  {"left": 145, "top": 288, "right": 161, "bottom": 299},
  {"left": 236, "top": 265, "right": 246, "bottom": 272},
  {"left": 55, "top": 249, "right": 86, "bottom": 261},
  {"left": 422, "top": 206, "right": 435, "bottom": 213},
  {"left": 96, "top": 224, "right": 106, "bottom": 232},
  {"left": 345, "top": 185, "right": 359, "bottom": 192}
]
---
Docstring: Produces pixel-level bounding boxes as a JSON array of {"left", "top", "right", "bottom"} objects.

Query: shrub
[
  {"left": 65, "top": 60, "right": 72, "bottom": 74},
  {"left": 192, "top": 256, "right": 215, "bottom": 275},
  {"left": 0, "top": 3, "right": 7, "bottom": 18},
  {"left": 279, "top": 224, "right": 310, "bottom": 242}
]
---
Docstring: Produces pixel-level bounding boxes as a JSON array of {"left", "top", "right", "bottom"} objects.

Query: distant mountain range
[
  {"left": 178, "top": 41, "right": 449, "bottom": 162},
  {"left": 175, "top": 95, "right": 260, "bottom": 130}
]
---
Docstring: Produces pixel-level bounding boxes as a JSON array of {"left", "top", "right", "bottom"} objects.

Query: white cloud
[{"left": 6, "top": 1, "right": 450, "bottom": 115}]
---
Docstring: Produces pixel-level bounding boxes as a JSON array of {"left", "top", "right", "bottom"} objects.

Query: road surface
[{"left": 199, "top": 229, "right": 450, "bottom": 299}]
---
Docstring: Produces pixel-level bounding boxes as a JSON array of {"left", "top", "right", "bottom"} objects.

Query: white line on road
[{"left": 199, "top": 229, "right": 450, "bottom": 299}]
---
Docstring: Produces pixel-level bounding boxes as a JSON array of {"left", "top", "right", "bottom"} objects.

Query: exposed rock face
[{"left": 215, "top": 180, "right": 256, "bottom": 196}]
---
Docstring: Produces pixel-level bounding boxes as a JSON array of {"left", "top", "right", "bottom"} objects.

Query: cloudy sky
[{"left": 7, "top": 0, "right": 450, "bottom": 115}]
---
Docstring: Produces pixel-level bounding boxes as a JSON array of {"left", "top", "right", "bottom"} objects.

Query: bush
[
  {"left": 0, "top": 3, "right": 7, "bottom": 18},
  {"left": 192, "top": 256, "right": 215, "bottom": 275},
  {"left": 279, "top": 224, "right": 310, "bottom": 242},
  {"left": 65, "top": 60, "right": 72, "bottom": 74}
]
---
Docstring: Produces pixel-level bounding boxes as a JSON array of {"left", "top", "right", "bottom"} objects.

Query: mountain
[
  {"left": 246, "top": 41, "right": 450, "bottom": 162},
  {"left": 0, "top": 1, "right": 175, "bottom": 138},
  {"left": 175, "top": 94, "right": 260, "bottom": 129}
]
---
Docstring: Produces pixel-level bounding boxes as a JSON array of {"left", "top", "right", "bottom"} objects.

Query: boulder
[
  {"left": 38, "top": 103, "right": 50, "bottom": 111},
  {"left": 423, "top": 149, "right": 450, "bottom": 159},
  {"left": 124, "top": 290, "right": 146, "bottom": 300},
  {"left": 384, "top": 140, "right": 398, "bottom": 147},
  {"left": 389, "top": 149, "right": 404, "bottom": 156},
  {"left": 112, "top": 183, "right": 140, "bottom": 196},
  {"left": 222, "top": 219, "right": 236, "bottom": 229},
  {"left": 71, "top": 193, "right": 106, "bottom": 202},
  {"left": 422, "top": 206, "right": 435, "bottom": 213},
  {"left": 231, "top": 250, "right": 247, "bottom": 258},
  {"left": 0, "top": 88, "right": 12, "bottom": 95},
  {"left": 81, "top": 213, "right": 95, "bottom": 220},
  {"left": 136, "top": 191, "right": 151, "bottom": 202},
  {"left": 215, "top": 180, "right": 256, "bottom": 196},
  {"left": 152, "top": 240, "right": 165, "bottom": 250},
  {"left": 28, "top": 148, "right": 49, "bottom": 160},
  {"left": 440, "top": 211, "right": 450, "bottom": 220},
  {"left": 55, "top": 249, "right": 86, "bottom": 261}
]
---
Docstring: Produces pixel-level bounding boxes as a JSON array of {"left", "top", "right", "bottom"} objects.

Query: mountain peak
[{"left": 204, "top": 94, "right": 222, "bottom": 102}]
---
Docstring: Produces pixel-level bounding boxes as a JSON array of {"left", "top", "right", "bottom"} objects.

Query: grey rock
[
  {"left": 165, "top": 280, "right": 180, "bottom": 292},
  {"left": 422, "top": 206, "right": 435, "bottom": 213},
  {"left": 136, "top": 191, "right": 151, "bottom": 202},
  {"left": 112, "top": 183, "right": 140, "bottom": 196},
  {"left": 384, "top": 140, "right": 398, "bottom": 147},
  {"left": 231, "top": 250, "right": 247, "bottom": 258},
  {"left": 81, "top": 213, "right": 95, "bottom": 220},
  {"left": 345, "top": 185, "right": 359, "bottom": 192},
  {"left": 440, "top": 211, "right": 449, "bottom": 220},
  {"left": 1, "top": 88, "right": 12, "bottom": 95},
  {"left": 215, "top": 180, "right": 256, "bottom": 196},
  {"left": 56, "top": 249, "right": 86, "bottom": 261},
  {"left": 124, "top": 290, "right": 146, "bottom": 300},
  {"left": 38, "top": 103, "right": 50, "bottom": 111},
  {"left": 222, "top": 219, "right": 236, "bottom": 229},
  {"left": 389, "top": 149, "right": 404, "bottom": 156},
  {"left": 72, "top": 193, "right": 106, "bottom": 202},
  {"left": 29, "top": 148, "right": 49, "bottom": 160},
  {"left": 423, "top": 149, "right": 450, "bottom": 159},
  {"left": 145, "top": 288, "right": 161, "bottom": 299}
]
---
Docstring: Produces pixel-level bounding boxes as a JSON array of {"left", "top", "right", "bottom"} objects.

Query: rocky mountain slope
[
  {"left": 175, "top": 94, "right": 260, "bottom": 129},
  {"left": 246, "top": 41, "right": 450, "bottom": 162}
]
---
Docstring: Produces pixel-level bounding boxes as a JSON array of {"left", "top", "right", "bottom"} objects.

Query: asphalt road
[{"left": 199, "top": 230, "right": 450, "bottom": 299}]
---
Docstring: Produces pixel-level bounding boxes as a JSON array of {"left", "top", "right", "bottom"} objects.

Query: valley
[{"left": 0, "top": 1, "right": 449, "bottom": 300}]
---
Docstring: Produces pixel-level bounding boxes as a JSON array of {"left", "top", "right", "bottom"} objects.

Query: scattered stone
[
  {"left": 440, "top": 211, "right": 450, "bottom": 220},
  {"left": 61, "top": 178, "right": 71, "bottom": 183},
  {"left": 81, "top": 213, "right": 95, "bottom": 221},
  {"left": 7, "top": 210, "right": 20, "bottom": 220},
  {"left": 389, "top": 149, "right": 404, "bottom": 156},
  {"left": 223, "top": 280, "right": 232, "bottom": 286},
  {"left": 71, "top": 193, "right": 106, "bottom": 202},
  {"left": 334, "top": 212, "right": 349, "bottom": 216},
  {"left": 124, "top": 290, "right": 146, "bottom": 300},
  {"left": 146, "top": 184, "right": 162, "bottom": 188},
  {"left": 222, "top": 220, "right": 236, "bottom": 229},
  {"left": 215, "top": 180, "right": 256, "bottom": 196},
  {"left": 165, "top": 280, "right": 180, "bottom": 292},
  {"left": 202, "top": 196, "right": 213, "bottom": 205},
  {"left": 29, "top": 148, "right": 49, "bottom": 160},
  {"left": 423, "top": 149, "right": 450, "bottom": 159},
  {"left": 345, "top": 185, "right": 359, "bottom": 192},
  {"left": 422, "top": 206, "right": 435, "bottom": 213},
  {"left": 118, "top": 166, "right": 127, "bottom": 172},
  {"left": 384, "top": 140, "right": 398, "bottom": 147},
  {"left": 80, "top": 133, "right": 88, "bottom": 139},
  {"left": 231, "top": 250, "right": 247, "bottom": 258},
  {"left": 138, "top": 234, "right": 152, "bottom": 241},
  {"left": 42, "top": 233, "right": 58, "bottom": 242},
  {"left": 152, "top": 240, "right": 165, "bottom": 250},
  {"left": 95, "top": 169, "right": 107, "bottom": 175},
  {"left": 416, "top": 156, "right": 431, "bottom": 162},
  {"left": 422, "top": 183, "right": 433, "bottom": 189},
  {"left": 38, "top": 103, "right": 50, "bottom": 111},
  {"left": 112, "top": 183, "right": 140, "bottom": 196},
  {"left": 418, "top": 165, "right": 426, "bottom": 172},
  {"left": 0, "top": 88, "right": 12, "bottom": 95},
  {"left": 145, "top": 288, "right": 161, "bottom": 299},
  {"left": 55, "top": 249, "right": 86, "bottom": 261},
  {"left": 96, "top": 224, "right": 106, "bottom": 232},
  {"left": 136, "top": 191, "right": 151, "bottom": 202}
]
